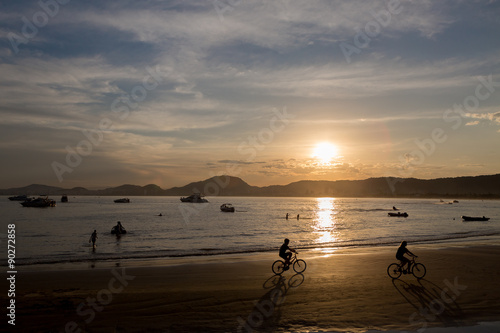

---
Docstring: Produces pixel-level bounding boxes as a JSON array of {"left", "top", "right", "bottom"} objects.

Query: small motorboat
[
  {"left": 114, "top": 198, "right": 130, "bottom": 203},
  {"left": 462, "top": 216, "right": 490, "bottom": 222},
  {"left": 21, "top": 196, "right": 56, "bottom": 207},
  {"left": 438, "top": 199, "right": 452, "bottom": 204},
  {"left": 61, "top": 195, "right": 68, "bottom": 202},
  {"left": 180, "top": 193, "right": 208, "bottom": 203},
  {"left": 220, "top": 203, "right": 235, "bottom": 212},
  {"left": 388, "top": 212, "right": 408, "bottom": 217}
]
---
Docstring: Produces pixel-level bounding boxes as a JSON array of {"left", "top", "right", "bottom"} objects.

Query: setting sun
[{"left": 312, "top": 142, "right": 340, "bottom": 164}]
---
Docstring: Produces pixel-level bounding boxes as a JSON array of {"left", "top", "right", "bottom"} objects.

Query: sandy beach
[{"left": 11, "top": 245, "right": 500, "bottom": 332}]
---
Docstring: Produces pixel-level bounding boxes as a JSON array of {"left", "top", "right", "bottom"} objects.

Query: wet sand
[{"left": 11, "top": 245, "right": 500, "bottom": 332}]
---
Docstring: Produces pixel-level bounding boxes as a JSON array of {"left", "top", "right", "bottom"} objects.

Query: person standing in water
[
  {"left": 89, "top": 230, "right": 98, "bottom": 248},
  {"left": 116, "top": 221, "right": 124, "bottom": 233}
]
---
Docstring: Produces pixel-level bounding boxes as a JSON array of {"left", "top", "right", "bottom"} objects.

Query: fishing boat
[
  {"left": 388, "top": 212, "right": 408, "bottom": 217},
  {"left": 462, "top": 216, "right": 489, "bottom": 222},
  {"left": 220, "top": 203, "right": 235, "bottom": 212},
  {"left": 21, "top": 196, "right": 56, "bottom": 207},
  {"left": 114, "top": 198, "right": 130, "bottom": 203},
  {"left": 180, "top": 193, "right": 208, "bottom": 203}
]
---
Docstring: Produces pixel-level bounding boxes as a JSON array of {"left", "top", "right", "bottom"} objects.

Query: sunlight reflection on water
[{"left": 313, "top": 197, "right": 338, "bottom": 245}]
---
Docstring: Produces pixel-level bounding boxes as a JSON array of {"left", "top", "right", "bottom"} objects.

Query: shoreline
[
  {"left": 17, "top": 235, "right": 500, "bottom": 272},
  {"left": 12, "top": 244, "right": 500, "bottom": 332}
]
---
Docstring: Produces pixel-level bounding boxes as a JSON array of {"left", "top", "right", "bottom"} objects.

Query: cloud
[
  {"left": 466, "top": 112, "right": 500, "bottom": 126},
  {"left": 461, "top": 164, "right": 486, "bottom": 168},
  {"left": 217, "top": 160, "right": 265, "bottom": 165},
  {"left": 69, "top": 1, "right": 451, "bottom": 50},
  {"left": 256, "top": 157, "right": 361, "bottom": 178},
  {"left": 466, "top": 121, "right": 480, "bottom": 126}
]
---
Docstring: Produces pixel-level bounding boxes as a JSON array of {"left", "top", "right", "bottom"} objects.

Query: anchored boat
[
  {"left": 388, "top": 212, "right": 408, "bottom": 217},
  {"left": 21, "top": 196, "right": 56, "bottom": 207},
  {"left": 220, "top": 203, "right": 235, "bottom": 212},
  {"left": 180, "top": 193, "right": 208, "bottom": 203},
  {"left": 462, "top": 216, "right": 489, "bottom": 221}
]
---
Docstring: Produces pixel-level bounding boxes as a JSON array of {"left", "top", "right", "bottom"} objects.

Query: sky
[{"left": 0, "top": 0, "right": 499, "bottom": 189}]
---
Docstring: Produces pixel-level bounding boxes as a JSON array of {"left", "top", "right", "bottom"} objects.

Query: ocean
[{"left": 1, "top": 196, "right": 499, "bottom": 269}]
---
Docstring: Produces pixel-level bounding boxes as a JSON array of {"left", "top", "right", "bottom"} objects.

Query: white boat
[
  {"left": 220, "top": 203, "right": 235, "bottom": 212},
  {"left": 180, "top": 193, "right": 208, "bottom": 203}
]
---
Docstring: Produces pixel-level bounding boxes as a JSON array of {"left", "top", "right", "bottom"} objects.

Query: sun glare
[{"left": 312, "top": 142, "right": 339, "bottom": 164}]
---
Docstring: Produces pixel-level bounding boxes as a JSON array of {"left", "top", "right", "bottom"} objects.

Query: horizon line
[{"left": 2, "top": 173, "right": 499, "bottom": 191}]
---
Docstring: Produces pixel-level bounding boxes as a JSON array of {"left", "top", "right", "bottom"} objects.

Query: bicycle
[
  {"left": 387, "top": 256, "right": 426, "bottom": 279},
  {"left": 272, "top": 252, "right": 307, "bottom": 275}
]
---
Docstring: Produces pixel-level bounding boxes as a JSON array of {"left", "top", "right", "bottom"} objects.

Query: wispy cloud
[
  {"left": 466, "top": 121, "right": 480, "bottom": 126},
  {"left": 466, "top": 112, "right": 500, "bottom": 125}
]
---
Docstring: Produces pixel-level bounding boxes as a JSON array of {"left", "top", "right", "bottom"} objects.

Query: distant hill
[
  {"left": 1, "top": 184, "right": 93, "bottom": 196},
  {"left": 1, "top": 174, "right": 499, "bottom": 198},
  {"left": 256, "top": 175, "right": 500, "bottom": 198},
  {"left": 164, "top": 176, "right": 257, "bottom": 196},
  {"left": 97, "top": 184, "right": 166, "bottom": 196}
]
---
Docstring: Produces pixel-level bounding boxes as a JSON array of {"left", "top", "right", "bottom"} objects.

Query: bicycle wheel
[
  {"left": 272, "top": 260, "right": 286, "bottom": 275},
  {"left": 387, "top": 263, "right": 402, "bottom": 279},
  {"left": 412, "top": 263, "right": 426, "bottom": 279},
  {"left": 293, "top": 259, "right": 307, "bottom": 273}
]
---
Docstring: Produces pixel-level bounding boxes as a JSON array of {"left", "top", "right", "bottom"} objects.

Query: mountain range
[{"left": 1, "top": 174, "right": 500, "bottom": 198}]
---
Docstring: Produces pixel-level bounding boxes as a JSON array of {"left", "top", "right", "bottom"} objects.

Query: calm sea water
[{"left": 1, "top": 196, "right": 499, "bottom": 267}]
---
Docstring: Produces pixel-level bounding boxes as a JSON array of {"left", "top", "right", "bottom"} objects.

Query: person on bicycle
[
  {"left": 396, "top": 240, "right": 416, "bottom": 274},
  {"left": 279, "top": 238, "right": 296, "bottom": 268}
]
